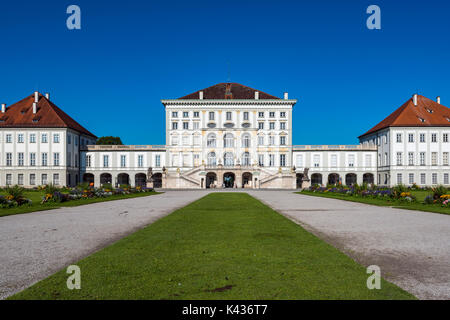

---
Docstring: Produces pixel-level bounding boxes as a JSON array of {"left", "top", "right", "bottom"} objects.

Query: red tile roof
[
  {"left": 178, "top": 82, "right": 281, "bottom": 100},
  {"left": 0, "top": 93, "right": 96, "bottom": 138},
  {"left": 359, "top": 95, "right": 450, "bottom": 138}
]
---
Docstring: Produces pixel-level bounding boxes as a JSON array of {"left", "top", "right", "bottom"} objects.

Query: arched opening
[
  {"left": 296, "top": 173, "right": 304, "bottom": 189},
  {"left": 83, "top": 173, "right": 94, "bottom": 185},
  {"left": 242, "top": 134, "right": 251, "bottom": 148},
  {"left": 311, "top": 173, "right": 322, "bottom": 186},
  {"left": 242, "top": 152, "right": 250, "bottom": 166},
  {"left": 223, "top": 172, "right": 235, "bottom": 188},
  {"left": 151, "top": 173, "right": 162, "bottom": 188},
  {"left": 242, "top": 172, "right": 252, "bottom": 188},
  {"left": 100, "top": 173, "right": 112, "bottom": 185},
  {"left": 224, "top": 152, "right": 234, "bottom": 167},
  {"left": 207, "top": 133, "right": 216, "bottom": 147},
  {"left": 345, "top": 173, "right": 357, "bottom": 186},
  {"left": 117, "top": 173, "right": 130, "bottom": 186},
  {"left": 224, "top": 133, "right": 234, "bottom": 148},
  {"left": 206, "top": 172, "right": 217, "bottom": 188},
  {"left": 363, "top": 173, "right": 374, "bottom": 184},
  {"left": 135, "top": 173, "right": 147, "bottom": 187},
  {"left": 207, "top": 152, "right": 216, "bottom": 166},
  {"left": 328, "top": 173, "right": 340, "bottom": 185}
]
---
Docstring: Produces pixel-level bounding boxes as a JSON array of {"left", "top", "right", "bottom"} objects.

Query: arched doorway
[
  {"left": 345, "top": 173, "right": 357, "bottom": 186},
  {"left": 328, "top": 173, "right": 340, "bottom": 185},
  {"left": 296, "top": 173, "right": 304, "bottom": 189},
  {"left": 242, "top": 172, "right": 252, "bottom": 188},
  {"left": 363, "top": 173, "right": 374, "bottom": 184},
  {"left": 151, "top": 173, "right": 162, "bottom": 188},
  {"left": 100, "top": 173, "right": 112, "bottom": 185},
  {"left": 135, "top": 173, "right": 147, "bottom": 187},
  {"left": 83, "top": 173, "right": 94, "bottom": 185},
  {"left": 206, "top": 172, "right": 217, "bottom": 188},
  {"left": 117, "top": 173, "right": 130, "bottom": 186},
  {"left": 311, "top": 173, "right": 322, "bottom": 185},
  {"left": 223, "top": 172, "right": 235, "bottom": 188}
]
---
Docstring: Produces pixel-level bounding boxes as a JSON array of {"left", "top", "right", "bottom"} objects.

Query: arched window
[
  {"left": 207, "top": 152, "right": 216, "bottom": 166},
  {"left": 207, "top": 133, "right": 216, "bottom": 147},
  {"left": 242, "top": 134, "right": 251, "bottom": 148},
  {"left": 224, "top": 152, "right": 234, "bottom": 166},
  {"left": 224, "top": 133, "right": 234, "bottom": 148},
  {"left": 242, "top": 152, "right": 250, "bottom": 166}
]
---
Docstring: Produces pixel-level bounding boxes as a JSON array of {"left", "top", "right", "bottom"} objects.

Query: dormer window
[
  {"left": 418, "top": 117, "right": 425, "bottom": 123},
  {"left": 426, "top": 108, "right": 433, "bottom": 114}
]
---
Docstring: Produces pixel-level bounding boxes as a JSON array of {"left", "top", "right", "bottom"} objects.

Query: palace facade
[{"left": 0, "top": 83, "right": 449, "bottom": 189}]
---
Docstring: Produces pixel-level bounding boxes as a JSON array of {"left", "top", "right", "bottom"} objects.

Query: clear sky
[{"left": 1, "top": 0, "right": 449, "bottom": 145}]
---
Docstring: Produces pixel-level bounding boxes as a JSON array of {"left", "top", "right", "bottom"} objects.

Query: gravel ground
[
  {"left": 249, "top": 190, "right": 450, "bottom": 300},
  {"left": 0, "top": 191, "right": 207, "bottom": 299}
]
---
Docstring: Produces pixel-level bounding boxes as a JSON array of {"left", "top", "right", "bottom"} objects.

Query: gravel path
[
  {"left": 248, "top": 190, "right": 450, "bottom": 300},
  {"left": 0, "top": 191, "right": 207, "bottom": 299}
]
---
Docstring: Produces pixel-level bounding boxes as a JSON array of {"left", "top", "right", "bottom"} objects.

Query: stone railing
[
  {"left": 292, "top": 145, "right": 377, "bottom": 151},
  {"left": 83, "top": 145, "right": 166, "bottom": 151}
]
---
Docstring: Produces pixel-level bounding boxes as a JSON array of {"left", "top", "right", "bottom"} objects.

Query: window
[
  {"left": 138, "top": 155, "right": 144, "bottom": 167},
  {"left": 432, "top": 152, "right": 438, "bottom": 165},
  {"left": 420, "top": 152, "right": 426, "bottom": 165},
  {"left": 280, "top": 122, "right": 286, "bottom": 130},
  {"left": 6, "top": 174, "right": 12, "bottom": 186},
  {"left": 103, "top": 155, "right": 109, "bottom": 167},
  {"left": 207, "top": 133, "right": 216, "bottom": 147},
  {"left": 30, "top": 174, "right": 36, "bottom": 185},
  {"left": 209, "top": 112, "right": 215, "bottom": 121},
  {"left": 68, "top": 135, "right": 71, "bottom": 144},
  {"left": 443, "top": 152, "right": 449, "bottom": 165},
  {"left": 296, "top": 154, "right": 304, "bottom": 167},
  {"left": 53, "top": 173, "right": 60, "bottom": 185},
  {"left": 182, "top": 154, "right": 189, "bottom": 166},
  {"left": 242, "top": 152, "right": 250, "bottom": 166},
  {"left": 30, "top": 134, "right": 36, "bottom": 143},
  {"left": 193, "top": 111, "right": 199, "bottom": 118},
  {"left": 17, "top": 174, "right": 23, "bottom": 185},
  {"left": 53, "top": 134, "right": 60, "bottom": 143},
  {"left": 53, "top": 153, "right": 60, "bottom": 166},
  {"left": 258, "top": 135, "right": 264, "bottom": 146},
  {"left": 18, "top": 152, "right": 24, "bottom": 166},
  {"left": 224, "top": 133, "right": 234, "bottom": 148},
  {"left": 30, "top": 153, "right": 36, "bottom": 166},
  {"left": 421, "top": 173, "right": 426, "bottom": 185},
  {"left": 182, "top": 135, "right": 189, "bottom": 145},
  {"left": 280, "top": 154, "right": 286, "bottom": 167},
  {"left": 172, "top": 111, "right": 178, "bottom": 118},
  {"left": 258, "top": 154, "right": 264, "bottom": 167},
  {"left": 18, "top": 134, "right": 24, "bottom": 143},
  {"left": 226, "top": 112, "right": 232, "bottom": 121},
  {"left": 258, "top": 112, "right": 264, "bottom": 118},
  {"left": 193, "top": 122, "right": 199, "bottom": 130},
  {"left": 193, "top": 135, "right": 200, "bottom": 145},
  {"left": 409, "top": 173, "right": 414, "bottom": 184},
  {"left": 42, "top": 133, "right": 48, "bottom": 143},
  {"left": 171, "top": 135, "right": 179, "bottom": 146},
  {"left": 384, "top": 152, "right": 388, "bottom": 166},
  {"left": 269, "top": 112, "right": 275, "bottom": 118},
  {"left": 348, "top": 154, "right": 355, "bottom": 167},
  {"left": 420, "top": 133, "right": 425, "bottom": 143},
  {"left": 42, "top": 153, "right": 48, "bottom": 166},
  {"left": 408, "top": 133, "right": 414, "bottom": 143},
  {"left": 207, "top": 152, "right": 216, "bottom": 166},
  {"left": 120, "top": 155, "right": 126, "bottom": 167},
  {"left": 86, "top": 155, "right": 91, "bottom": 167},
  {"left": 313, "top": 155, "right": 320, "bottom": 167},
  {"left": 224, "top": 152, "right": 234, "bottom": 166},
  {"left": 269, "top": 122, "right": 275, "bottom": 130},
  {"left": 67, "top": 152, "right": 71, "bottom": 166},
  {"left": 193, "top": 154, "right": 200, "bottom": 166},
  {"left": 408, "top": 152, "right": 414, "bottom": 166},
  {"left": 396, "top": 152, "right": 403, "bottom": 165},
  {"left": 432, "top": 173, "right": 438, "bottom": 184},
  {"left": 397, "top": 173, "right": 403, "bottom": 184},
  {"left": 396, "top": 133, "right": 402, "bottom": 143},
  {"left": 431, "top": 133, "right": 437, "bottom": 143},
  {"left": 443, "top": 133, "right": 449, "bottom": 143},
  {"left": 280, "top": 112, "right": 286, "bottom": 118},
  {"left": 444, "top": 173, "right": 449, "bottom": 185},
  {"left": 183, "top": 111, "right": 189, "bottom": 118},
  {"left": 365, "top": 154, "right": 372, "bottom": 167},
  {"left": 155, "top": 155, "right": 161, "bottom": 167},
  {"left": 243, "top": 112, "right": 249, "bottom": 121},
  {"left": 269, "top": 135, "right": 275, "bottom": 146},
  {"left": 6, "top": 134, "right": 12, "bottom": 143},
  {"left": 172, "top": 122, "right": 178, "bottom": 130},
  {"left": 331, "top": 154, "right": 337, "bottom": 167},
  {"left": 269, "top": 154, "right": 275, "bottom": 167},
  {"left": 383, "top": 135, "right": 387, "bottom": 144},
  {"left": 280, "top": 136, "right": 286, "bottom": 145},
  {"left": 41, "top": 174, "right": 48, "bottom": 185},
  {"left": 242, "top": 134, "right": 251, "bottom": 148},
  {"left": 183, "top": 122, "right": 189, "bottom": 130},
  {"left": 258, "top": 122, "right": 264, "bottom": 130}
]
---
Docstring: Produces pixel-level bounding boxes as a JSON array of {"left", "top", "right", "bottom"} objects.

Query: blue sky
[{"left": 0, "top": 0, "right": 449, "bottom": 145}]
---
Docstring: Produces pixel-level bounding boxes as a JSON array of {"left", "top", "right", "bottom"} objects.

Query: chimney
[
  {"left": 284, "top": 92, "right": 288, "bottom": 100},
  {"left": 32, "top": 102, "right": 37, "bottom": 114},
  {"left": 255, "top": 91, "right": 259, "bottom": 100},
  {"left": 199, "top": 91, "right": 203, "bottom": 100},
  {"left": 413, "top": 94, "right": 418, "bottom": 106},
  {"left": 1, "top": 103, "right": 6, "bottom": 113},
  {"left": 45, "top": 93, "right": 50, "bottom": 100},
  {"left": 34, "top": 91, "right": 39, "bottom": 103},
  {"left": 437, "top": 96, "right": 441, "bottom": 104}
]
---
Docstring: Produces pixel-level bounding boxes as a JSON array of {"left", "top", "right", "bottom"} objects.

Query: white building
[{"left": 1, "top": 85, "right": 449, "bottom": 189}]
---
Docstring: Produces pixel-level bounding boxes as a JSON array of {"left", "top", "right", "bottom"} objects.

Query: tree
[{"left": 95, "top": 136, "right": 123, "bottom": 145}]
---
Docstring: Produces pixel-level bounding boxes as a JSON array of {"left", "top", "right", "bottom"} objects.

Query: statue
[
  {"left": 147, "top": 167, "right": 153, "bottom": 182},
  {"left": 302, "top": 167, "right": 310, "bottom": 181}
]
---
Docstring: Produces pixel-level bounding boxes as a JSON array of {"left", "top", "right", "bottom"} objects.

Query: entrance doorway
[
  {"left": 242, "top": 172, "right": 252, "bottom": 188},
  {"left": 223, "top": 172, "right": 235, "bottom": 188},
  {"left": 296, "top": 173, "right": 304, "bottom": 189},
  {"left": 206, "top": 172, "right": 217, "bottom": 188}
]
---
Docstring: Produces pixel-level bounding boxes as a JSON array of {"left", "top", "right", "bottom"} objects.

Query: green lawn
[
  {"left": 0, "top": 190, "right": 160, "bottom": 218},
  {"left": 299, "top": 190, "right": 450, "bottom": 215},
  {"left": 10, "top": 193, "right": 414, "bottom": 300}
]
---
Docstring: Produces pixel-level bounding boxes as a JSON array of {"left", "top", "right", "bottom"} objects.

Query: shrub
[
  {"left": 43, "top": 184, "right": 60, "bottom": 195},
  {"left": 423, "top": 195, "right": 434, "bottom": 205},
  {"left": 432, "top": 185, "right": 448, "bottom": 200}
]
